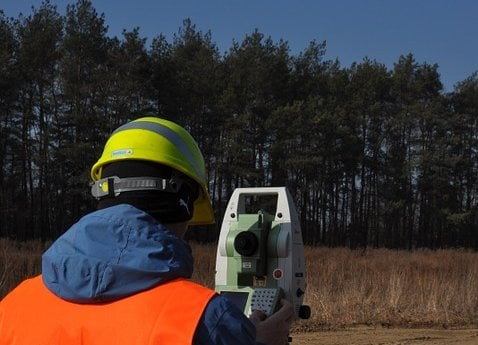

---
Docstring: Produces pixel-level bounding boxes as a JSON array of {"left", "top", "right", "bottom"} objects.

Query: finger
[
  {"left": 268, "top": 299, "right": 295, "bottom": 322},
  {"left": 280, "top": 299, "right": 295, "bottom": 324},
  {"left": 249, "top": 309, "right": 267, "bottom": 323},
  {"left": 280, "top": 298, "right": 292, "bottom": 307},
  {"left": 279, "top": 299, "right": 295, "bottom": 319}
]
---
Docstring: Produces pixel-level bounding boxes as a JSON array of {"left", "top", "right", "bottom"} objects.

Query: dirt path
[{"left": 290, "top": 327, "right": 478, "bottom": 345}]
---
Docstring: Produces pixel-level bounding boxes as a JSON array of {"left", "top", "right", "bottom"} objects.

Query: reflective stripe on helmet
[{"left": 113, "top": 120, "right": 205, "bottom": 182}]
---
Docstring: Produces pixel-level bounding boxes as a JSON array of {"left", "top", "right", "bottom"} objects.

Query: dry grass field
[
  {"left": 2, "top": 239, "right": 478, "bottom": 332},
  {"left": 298, "top": 246, "right": 478, "bottom": 330},
  {"left": 190, "top": 244, "right": 478, "bottom": 331}
]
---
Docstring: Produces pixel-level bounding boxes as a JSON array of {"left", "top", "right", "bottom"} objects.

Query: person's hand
[{"left": 249, "top": 299, "right": 295, "bottom": 345}]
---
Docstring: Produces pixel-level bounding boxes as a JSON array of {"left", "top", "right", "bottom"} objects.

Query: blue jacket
[{"left": 42, "top": 204, "right": 258, "bottom": 344}]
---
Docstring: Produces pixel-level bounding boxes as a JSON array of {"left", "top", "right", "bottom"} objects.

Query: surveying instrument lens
[{"left": 234, "top": 231, "right": 258, "bottom": 256}]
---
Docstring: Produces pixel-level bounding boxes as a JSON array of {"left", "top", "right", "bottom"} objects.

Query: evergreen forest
[{"left": 1, "top": 0, "right": 478, "bottom": 249}]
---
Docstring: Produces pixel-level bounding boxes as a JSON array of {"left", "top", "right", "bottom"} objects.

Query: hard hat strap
[{"left": 91, "top": 175, "right": 183, "bottom": 199}]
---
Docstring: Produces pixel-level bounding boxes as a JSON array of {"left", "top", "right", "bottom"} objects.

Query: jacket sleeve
[{"left": 193, "top": 295, "right": 265, "bottom": 345}]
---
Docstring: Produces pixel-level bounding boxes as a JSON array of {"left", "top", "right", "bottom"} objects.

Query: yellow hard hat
[{"left": 90, "top": 116, "right": 215, "bottom": 225}]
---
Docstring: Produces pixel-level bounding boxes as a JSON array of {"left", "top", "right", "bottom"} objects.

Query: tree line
[{"left": 1, "top": 0, "right": 477, "bottom": 249}]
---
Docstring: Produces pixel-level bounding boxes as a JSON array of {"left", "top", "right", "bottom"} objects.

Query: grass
[
  {"left": 2, "top": 238, "right": 478, "bottom": 330},
  {"left": 297, "top": 247, "right": 478, "bottom": 330}
]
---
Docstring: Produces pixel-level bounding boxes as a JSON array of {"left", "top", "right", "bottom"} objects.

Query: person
[{"left": 0, "top": 116, "right": 294, "bottom": 345}]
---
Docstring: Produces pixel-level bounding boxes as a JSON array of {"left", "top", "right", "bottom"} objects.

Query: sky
[{"left": 2, "top": 0, "right": 477, "bottom": 92}]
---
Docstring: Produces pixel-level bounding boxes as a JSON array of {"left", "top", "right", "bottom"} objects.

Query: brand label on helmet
[{"left": 111, "top": 148, "right": 133, "bottom": 157}]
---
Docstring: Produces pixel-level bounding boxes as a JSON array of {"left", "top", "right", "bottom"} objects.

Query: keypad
[{"left": 250, "top": 288, "right": 279, "bottom": 316}]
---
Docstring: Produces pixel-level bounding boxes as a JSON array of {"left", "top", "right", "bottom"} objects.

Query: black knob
[
  {"left": 298, "top": 305, "right": 311, "bottom": 319},
  {"left": 296, "top": 288, "right": 304, "bottom": 297}
]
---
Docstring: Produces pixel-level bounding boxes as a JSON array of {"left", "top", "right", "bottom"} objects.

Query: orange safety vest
[{"left": 0, "top": 275, "right": 216, "bottom": 345}]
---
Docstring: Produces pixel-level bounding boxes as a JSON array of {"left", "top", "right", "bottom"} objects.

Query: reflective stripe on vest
[{"left": 0, "top": 275, "right": 216, "bottom": 345}]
